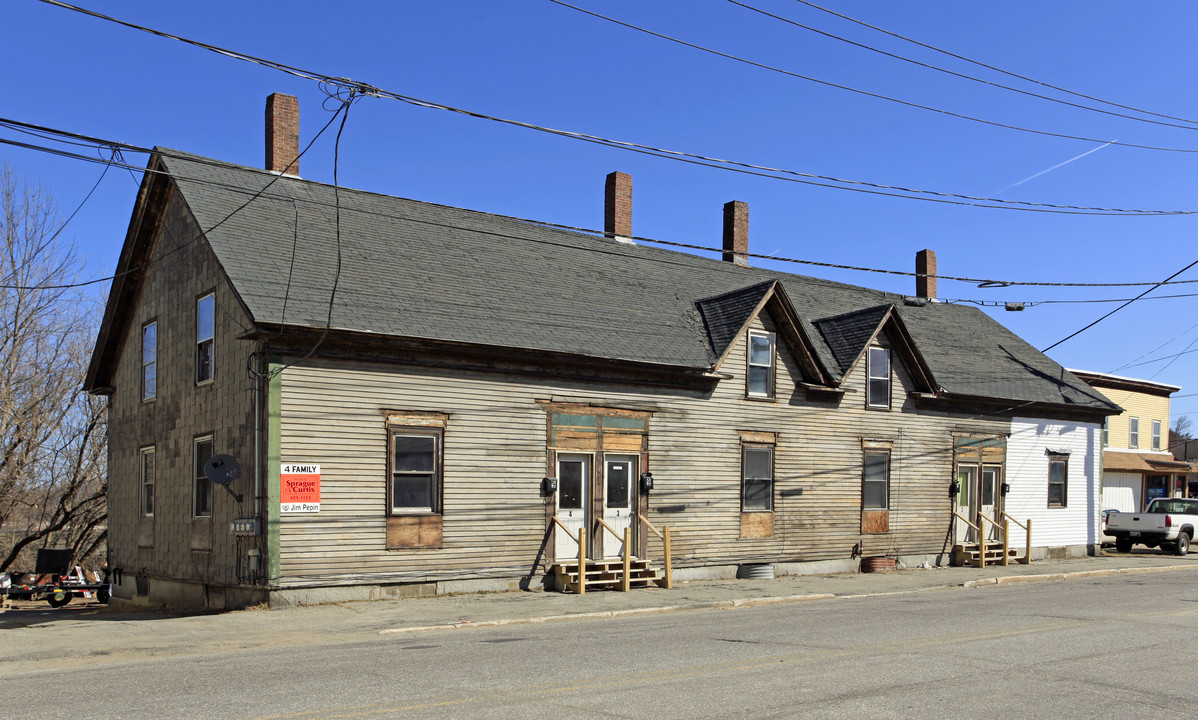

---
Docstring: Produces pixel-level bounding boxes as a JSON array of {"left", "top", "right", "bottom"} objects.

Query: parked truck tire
[
  {"left": 47, "top": 591, "right": 71, "bottom": 608},
  {"left": 1175, "top": 532, "right": 1190, "bottom": 556},
  {"left": 1115, "top": 537, "right": 1133, "bottom": 553}
]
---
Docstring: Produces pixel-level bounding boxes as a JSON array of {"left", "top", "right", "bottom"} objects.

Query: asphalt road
[{"left": 4, "top": 568, "right": 1196, "bottom": 719}]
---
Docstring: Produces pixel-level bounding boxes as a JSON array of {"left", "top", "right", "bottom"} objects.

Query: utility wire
[
  {"left": 11, "top": 127, "right": 1198, "bottom": 293},
  {"left": 9, "top": 118, "right": 1198, "bottom": 292},
  {"left": 1040, "top": 257, "right": 1198, "bottom": 352},
  {"left": 546, "top": 0, "right": 1198, "bottom": 154},
  {"left": 729, "top": 0, "right": 1198, "bottom": 132},
  {"left": 791, "top": 0, "right": 1198, "bottom": 127},
  {"left": 23, "top": 2, "right": 1198, "bottom": 214},
  {"left": 0, "top": 104, "right": 348, "bottom": 291}
]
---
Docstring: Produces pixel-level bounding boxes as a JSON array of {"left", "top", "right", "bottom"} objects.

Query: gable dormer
[
  {"left": 814, "top": 304, "right": 937, "bottom": 408},
  {"left": 697, "top": 280, "right": 837, "bottom": 400}
]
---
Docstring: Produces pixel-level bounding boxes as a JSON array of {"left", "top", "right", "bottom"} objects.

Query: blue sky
[{"left": 6, "top": 1, "right": 1198, "bottom": 422}]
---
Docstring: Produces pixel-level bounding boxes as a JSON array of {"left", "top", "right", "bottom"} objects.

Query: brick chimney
[
  {"left": 722, "top": 200, "right": 749, "bottom": 266},
  {"left": 916, "top": 248, "right": 937, "bottom": 299},
  {"left": 605, "top": 171, "right": 632, "bottom": 241},
  {"left": 266, "top": 93, "right": 300, "bottom": 176}
]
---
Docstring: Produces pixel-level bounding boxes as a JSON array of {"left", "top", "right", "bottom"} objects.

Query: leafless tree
[{"left": 0, "top": 163, "right": 106, "bottom": 572}]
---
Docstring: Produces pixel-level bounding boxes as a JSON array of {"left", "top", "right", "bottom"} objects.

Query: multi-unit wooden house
[{"left": 85, "top": 95, "right": 1119, "bottom": 610}]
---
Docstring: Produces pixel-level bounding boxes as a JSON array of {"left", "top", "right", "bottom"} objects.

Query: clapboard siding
[{"left": 276, "top": 311, "right": 1008, "bottom": 586}]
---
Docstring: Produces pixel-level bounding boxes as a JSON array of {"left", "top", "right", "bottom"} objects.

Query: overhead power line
[
  {"left": 791, "top": 0, "right": 1198, "bottom": 127},
  {"left": 728, "top": 0, "right": 1198, "bottom": 131},
  {"left": 545, "top": 0, "right": 1198, "bottom": 154},
  {"left": 24, "top": 1, "right": 1198, "bottom": 215},
  {"left": 8, "top": 117, "right": 1198, "bottom": 293},
  {"left": 1040, "top": 256, "right": 1198, "bottom": 353}
]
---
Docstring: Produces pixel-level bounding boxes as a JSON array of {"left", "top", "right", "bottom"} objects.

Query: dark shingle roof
[
  {"left": 697, "top": 281, "right": 775, "bottom": 362},
  {"left": 814, "top": 305, "right": 891, "bottom": 375},
  {"left": 157, "top": 149, "right": 1115, "bottom": 412}
]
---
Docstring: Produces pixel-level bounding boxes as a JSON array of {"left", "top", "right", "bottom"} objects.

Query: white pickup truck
[{"left": 1105, "top": 497, "right": 1198, "bottom": 555}]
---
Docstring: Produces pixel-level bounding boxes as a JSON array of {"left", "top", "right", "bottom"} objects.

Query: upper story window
[
  {"left": 1152, "top": 420, "right": 1162, "bottom": 451},
  {"left": 196, "top": 294, "right": 214, "bottom": 384},
  {"left": 741, "top": 445, "right": 774, "bottom": 512},
  {"left": 747, "top": 331, "right": 775, "bottom": 399},
  {"left": 867, "top": 347, "right": 890, "bottom": 409},
  {"left": 390, "top": 429, "right": 442, "bottom": 514},
  {"left": 1129, "top": 416, "right": 1139, "bottom": 449},
  {"left": 142, "top": 321, "right": 157, "bottom": 401},
  {"left": 1102, "top": 417, "right": 1109, "bottom": 447}
]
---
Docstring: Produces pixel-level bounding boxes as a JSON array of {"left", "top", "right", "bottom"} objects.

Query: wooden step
[
  {"left": 551, "top": 558, "right": 663, "bottom": 593},
  {"left": 952, "top": 543, "right": 1021, "bottom": 566}
]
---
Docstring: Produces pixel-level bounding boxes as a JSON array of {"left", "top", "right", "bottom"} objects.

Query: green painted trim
[{"left": 267, "top": 360, "right": 282, "bottom": 584}]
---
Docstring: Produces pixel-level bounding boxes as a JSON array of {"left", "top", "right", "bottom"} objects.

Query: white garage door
[{"left": 1102, "top": 472, "right": 1141, "bottom": 512}]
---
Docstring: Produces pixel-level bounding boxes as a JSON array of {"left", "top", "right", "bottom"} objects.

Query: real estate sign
[{"left": 281, "top": 463, "right": 320, "bottom": 513}]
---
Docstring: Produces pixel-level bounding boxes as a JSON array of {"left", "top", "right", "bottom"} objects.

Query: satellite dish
[{"left": 204, "top": 454, "right": 241, "bottom": 486}]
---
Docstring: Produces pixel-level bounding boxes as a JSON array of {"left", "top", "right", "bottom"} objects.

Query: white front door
[
  {"left": 555, "top": 454, "right": 590, "bottom": 560},
  {"left": 981, "top": 465, "right": 1001, "bottom": 541},
  {"left": 956, "top": 465, "right": 977, "bottom": 544},
  {"left": 603, "top": 455, "right": 637, "bottom": 558}
]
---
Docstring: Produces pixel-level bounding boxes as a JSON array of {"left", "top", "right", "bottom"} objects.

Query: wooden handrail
[
  {"left": 549, "top": 517, "right": 586, "bottom": 593},
  {"left": 596, "top": 517, "right": 623, "bottom": 542},
  {"left": 998, "top": 511, "right": 1028, "bottom": 532},
  {"left": 952, "top": 511, "right": 980, "bottom": 534},
  {"left": 636, "top": 513, "right": 673, "bottom": 589},
  {"left": 637, "top": 513, "right": 664, "bottom": 539},
  {"left": 998, "top": 511, "right": 1032, "bottom": 565}
]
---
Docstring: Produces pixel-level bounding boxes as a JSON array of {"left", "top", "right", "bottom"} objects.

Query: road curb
[{"left": 377, "top": 564, "right": 1198, "bottom": 636}]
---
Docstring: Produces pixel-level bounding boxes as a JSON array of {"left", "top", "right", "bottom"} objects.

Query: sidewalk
[{"left": 2, "top": 551, "right": 1196, "bottom": 675}]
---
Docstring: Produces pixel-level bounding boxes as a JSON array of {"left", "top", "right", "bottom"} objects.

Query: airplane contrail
[{"left": 994, "top": 140, "right": 1116, "bottom": 194}]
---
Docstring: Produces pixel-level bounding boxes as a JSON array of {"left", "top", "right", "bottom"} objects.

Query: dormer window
[
  {"left": 867, "top": 347, "right": 890, "bottom": 408},
  {"left": 747, "top": 331, "right": 775, "bottom": 399}
]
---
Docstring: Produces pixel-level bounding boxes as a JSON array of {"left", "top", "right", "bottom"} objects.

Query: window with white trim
[
  {"left": 1129, "top": 417, "right": 1139, "bottom": 449},
  {"left": 142, "top": 321, "right": 156, "bottom": 401},
  {"left": 867, "top": 347, "right": 890, "bottom": 408},
  {"left": 140, "top": 446, "right": 155, "bottom": 517},
  {"left": 1152, "top": 420, "right": 1162, "bottom": 451},
  {"left": 741, "top": 445, "right": 773, "bottom": 511},
  {"left": 196, "top": 294, "right": 214, "bottom": 384},
  {"left": 863, "top": 450, "right": 890, "bottom": 510},
  {"left": 194, "top": 435, "right": 213, "bottom": 517},
  {"left": 747, "top": 331, "right": 775, "bottom": 398},
  {"left": 389, "top": 429, "right": 442, "bottom": 514}
]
